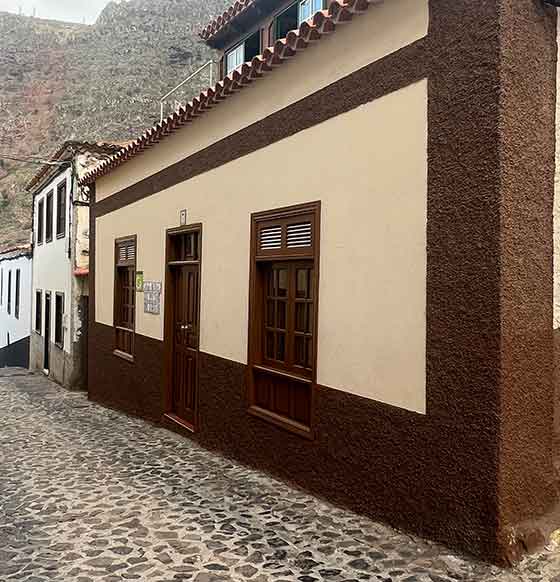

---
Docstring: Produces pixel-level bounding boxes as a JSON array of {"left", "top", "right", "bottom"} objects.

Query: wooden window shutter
[
  {"left": 255, "top": 207, "right": 317, "bottom": 260},
  {"left": 116, "top": 238, "right": 136, "bottom": 267}
]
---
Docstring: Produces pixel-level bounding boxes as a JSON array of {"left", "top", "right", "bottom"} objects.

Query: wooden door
[
  {"left": 44, "top": 292, "right": 51, "bottom": 371},
  {"left": 170, "top": 265, "right": 200, "bottom": 425},
  {"left": 165, "top": 226, "right": 202, "bottom": 430}
]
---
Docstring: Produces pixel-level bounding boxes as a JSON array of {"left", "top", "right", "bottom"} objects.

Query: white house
[
  {"left": 27, "top": 141, "right": 120, "bottom": 388},
  {"left": 0, "top": 245, "right": 32, "bottom": 368}
]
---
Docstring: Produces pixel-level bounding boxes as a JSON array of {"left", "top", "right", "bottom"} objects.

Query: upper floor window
[
  {"left": 46, "top": 191, "right": 54, "bottom": 243},
  {"left": 298, "top": 0, "right": 324, "bottom": 24},
  {"left": 56, "top": 180, "right": 67, "bottom": 238},
  {"left": 37, "top": 199, "right": 45, "bottom": 245},
  {"left": 225, "top": 30, "right": 261, "bottom": 75}
]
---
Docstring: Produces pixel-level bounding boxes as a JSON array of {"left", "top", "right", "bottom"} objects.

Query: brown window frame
[
  {"left": 37, "top": 199, "right": 45, "bottom": 245},
  {"left": 113, "top": 235, "right": 137, "bottom": 361},
  {"left": 35, "top": 290, "right": 42, "bottom": 334},
  {"left": 56, "top": 180, "right": 67, "bottom": 238},
  {"left": 45, "top": 190, "right": 54, "bottom": 243},
  {"left": 248, "top": 201, "right": 320, "bottom": 438},
  {"left": 14, "top": 269, "right": 20, "bottom": 320},
  {"left": 54, "top": 292, "right": 64, "bottom": 348}
]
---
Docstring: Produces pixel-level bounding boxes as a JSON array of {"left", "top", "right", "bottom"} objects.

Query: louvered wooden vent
[
  {"left": 116, "top": 238, "right": 136, "bottom": 266},
  {"left": 260, "top": 226, "right": 283, "bottom": 250},
  {"left": 257, "top": 215, "right": 315, "bottom": 258},
  {"left": 286, "top": 223, "right": 312, "bottom": 248}
]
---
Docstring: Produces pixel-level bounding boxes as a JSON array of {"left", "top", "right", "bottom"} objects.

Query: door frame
[
  {"left": 162, "top": 223, "right": 203, "bottom": 432},
  {"left": 44, "top": 291, "right": 51, "bottom": 372}
]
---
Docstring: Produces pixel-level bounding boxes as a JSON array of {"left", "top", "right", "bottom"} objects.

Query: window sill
[
  {"left": 248, "top": 405, "right": 313, "bottom": 440},
  {"left": 46, "top": 238, "right": 53, "bottom": 244},
  {"left": 56, "top": 232, "right": 65, "bottom": 240},
  {"left": 113, "top": 349, "right": 134, "bottom": 363},
  {"left": 55, "top": 342, "right": 64, "bottom": 350}
]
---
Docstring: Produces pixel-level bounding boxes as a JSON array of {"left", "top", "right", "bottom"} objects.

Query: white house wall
[
  {"left": 32, "top": 167, "right": 73, "bottom": 355},
  {"left": 0, "top": 255, "right": 32, "bottom": 349}
]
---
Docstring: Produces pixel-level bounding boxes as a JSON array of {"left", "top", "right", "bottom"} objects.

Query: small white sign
[
  {"left": 144, "top": 281, "right": 162, "bottom": 315},
  {"left": 180, "top": 209, "right": 188, "bottom": 226}
]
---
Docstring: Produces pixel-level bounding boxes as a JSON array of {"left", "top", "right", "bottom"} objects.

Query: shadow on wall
[{"left": 0, "top": 336, "right": 30, "bottom": 368}]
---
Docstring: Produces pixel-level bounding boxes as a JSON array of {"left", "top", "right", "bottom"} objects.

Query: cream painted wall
[
  {"left": 95, "top": 0, "right": 429, "bottom": 201},
  {"left": 96, "top": 80, "right": 428, "bottom": 414}
]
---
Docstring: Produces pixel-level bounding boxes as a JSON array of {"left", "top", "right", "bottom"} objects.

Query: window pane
[
  {"left": 226, "top": 43, "right": 244, "bottom": 74},
  {"left": 266, "top": 300, "right": 275, "bottom": 327},
  {"left": 299, "top": 0, "right": 311, "bottom": 23},
  {"left": 294, "top": 336, "right": 305, "bottom": 366},
  {"left": 277, "top": 301, "right": 286, "bottom": 329},
  {"left": 266, "top": 331, "right": 275, "bottom": 359},
  {"left": 278, "top": 269, "right": 288, "bottom": 297},
  {"left": 276, "top": 333, "right": 285, "bottom": 361},
  {"left": 296, "top": 268, "right": 310, "bottom": 298},
  {"left": 295, "top": 302, "right": 307, "bottom": 332}
]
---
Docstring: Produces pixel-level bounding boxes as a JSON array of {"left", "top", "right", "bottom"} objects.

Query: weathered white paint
[
  {"left": 96, "top": 80, "right": 428, "bottom": 414},
  {"left": 95, "top": 0, "right": 429, "bottom": 201},
  {"left": 0, "top": 252, "right": 32, "bottom": 350},
  {"left": 32, "top": 167, "right": 73, "bottom": 355}
]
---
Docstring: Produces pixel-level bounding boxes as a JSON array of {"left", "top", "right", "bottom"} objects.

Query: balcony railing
[{"left": 159, "top": 61, "right": 216, "bottom": 122}]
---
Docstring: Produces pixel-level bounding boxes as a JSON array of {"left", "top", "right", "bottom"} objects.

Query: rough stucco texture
[
  {"left": 88, "top": 0, "right": 559, "bottom": 567},
  {"left": 496, "top": 0, "right": 557, "bottom": 558}
]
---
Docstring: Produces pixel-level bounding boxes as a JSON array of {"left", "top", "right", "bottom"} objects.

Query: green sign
[{"left": 135, "top": 271, "right": 144, "bottom": 292}]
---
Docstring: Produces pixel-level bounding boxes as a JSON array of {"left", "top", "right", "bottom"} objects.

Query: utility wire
[{"left": 0, "top": 154, "right": 70, "bottom": 166}]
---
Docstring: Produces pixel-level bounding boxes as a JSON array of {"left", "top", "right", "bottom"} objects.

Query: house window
[
  {"left": 56, "top": 180, "right": 67, "bottom": 238},
  {"left": 248, "top": 201, "right": 320, "bottom": 437},
  {"left": 274, "top": 2, "right": 299, "bottom": 40},
  {"left": 55, "top": 292, "right": 64, "bottom": 348},
  {"left": 46, "top": 191, "right": 54, "bottom": 242},
  {"left": 114, "top": 236, "right": 136, "bottom": 358},
  {"left": 225, "top": 30, "right": 261, "bottom": 75},
  {"left": 14, "top": 269, "right": 20, "bottom": 320},
  {"left": 35, "top": 290, "right": 42, "bottom": 334},
  {"left": 7, "top": 270, "right": 11, "bottom": 315},
  {"left": 298, "top": 0, "right": 324, "bottom": 24},
  {"left": 37, "top": 199, "right": 45, "bottom": 245}
]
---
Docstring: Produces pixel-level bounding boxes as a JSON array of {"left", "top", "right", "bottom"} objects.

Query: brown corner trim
[{"left": 95, "top": 38, "right": 427, "bottom": 218}]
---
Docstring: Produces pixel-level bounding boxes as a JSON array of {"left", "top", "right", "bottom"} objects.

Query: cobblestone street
[{"left": 0, "top": 370, "right": 558, "bottom": 582}]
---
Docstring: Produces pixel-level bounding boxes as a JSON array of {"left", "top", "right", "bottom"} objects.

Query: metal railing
[{"left": 159, "top": 60, "right": 216, "bottom": 122}]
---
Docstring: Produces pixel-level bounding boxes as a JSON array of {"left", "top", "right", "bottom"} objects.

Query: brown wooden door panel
[{"left": 166, "top": 227, "right": 202, "bottom": 430}]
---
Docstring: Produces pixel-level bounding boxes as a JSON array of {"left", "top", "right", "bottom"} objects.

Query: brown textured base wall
[
  {"left": 88, "top": 324, "right": 164, "bottom": 423},
  {"left": 89, "top": 323, "right": 498, "bottom": 561},
  {"left": 87, "top": 0, "right": 558, "bottom": 567}
]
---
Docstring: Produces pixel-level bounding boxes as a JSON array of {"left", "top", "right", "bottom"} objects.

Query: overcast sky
[{"left": 0, "top": 0, "right": 111, "bottom": 23}]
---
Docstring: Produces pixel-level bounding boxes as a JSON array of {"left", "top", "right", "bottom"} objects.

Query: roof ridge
[{"left": 81, "top": 0, "right": 375, "bottom": 187}]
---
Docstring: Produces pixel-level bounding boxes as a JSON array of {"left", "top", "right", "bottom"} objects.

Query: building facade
[
  {"left": 0, "top": 246, "right": 32, "bottom": 368},
  {"left": 28, "top": 142, "right": 119, "bottom": 389},
  {"left": 83, "top": 0, "right": 558, "bottom": 565}
]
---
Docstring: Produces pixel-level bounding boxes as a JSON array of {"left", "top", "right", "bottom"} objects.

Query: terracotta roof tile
[
  {"left": 200, "top": 0, "right": 255, "bottom": 42},
  {"left": 80, "top": 0, "right": 377, "bottom": 187}
]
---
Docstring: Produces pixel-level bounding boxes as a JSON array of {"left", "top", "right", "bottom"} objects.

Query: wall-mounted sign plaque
[{"left": 144, "top": 281, "right": 162, "bottom": 315}]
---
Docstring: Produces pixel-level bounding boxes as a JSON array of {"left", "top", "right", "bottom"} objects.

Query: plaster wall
[
  {"left": 0, "top": 254, "right": 32, "bottom": 350},
  {"left": 95, "top": 0, "right": 429, "bottom": 201},
  {"left": 96, "top": 80, "right": 428, "bottom": 414}
]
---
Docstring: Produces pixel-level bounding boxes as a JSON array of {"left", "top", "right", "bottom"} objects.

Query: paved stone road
[{"left": 1, "top": 370, "right": 559, "bottom": 582}]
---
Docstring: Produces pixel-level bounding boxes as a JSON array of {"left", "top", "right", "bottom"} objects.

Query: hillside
[{"left": 0, "top": 0, "right": 229, "bottom": 250}]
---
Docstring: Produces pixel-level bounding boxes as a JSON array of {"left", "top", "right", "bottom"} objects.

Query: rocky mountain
[{"left": 0, "top": 0, "right": 229, "bottom": 250}]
